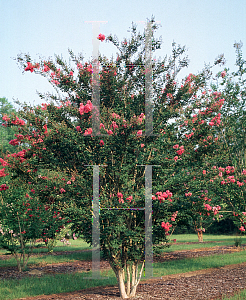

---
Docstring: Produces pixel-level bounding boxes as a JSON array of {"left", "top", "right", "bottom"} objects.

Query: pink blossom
[
  {"left": 117, "top": 192, "right": 123, "bottom": 198},
  {"left": 111, "top": 121, "right": 119, "bottom": 130},
  {"left": 25, "top": 62, "right": 35, "bottom": 72},
  {"left": 203, "top": 170, "right": 206, "bottom": 175},
  {"left": 76, "top": 126, "right": 81, "bottom": 132},
  {"left": 84, "top": 128, "right": 93, "bottom": 136},
  {"left": 185, "top": 192, "right": 192, "bottom": 197},
  {"left": 0, "top": 184, "right": 9, "bottom": 191},
  {"left": 239, "top": 226, "right": 245, "bottom": 232},
  {"left": 137, "top": 130, "right": 142, "bottom": 136},
  {"left": 126, "top": 196, "right": 133, "bottom": 202},
  {"left": 67, "top": 181, "right": 71, "bottom": 184},
  {"left": 9, "top": 139, "right": 19, "bottom": 146},
  {"left": 204, "top": 204, "right": 212, "bottom": 211},
  {"left": 176, "top": 146, "right": 185, "bottom": 155},
  {"left": 141, "top": 144, "right": 145, "bottom": 148},
  {"left": 60, "top": 188, "right": 66, "bottom": 193},
  {"left": 221, "top": 71, "right": 226, "bottom": 78},
  {"left": 173, "top": 144, "right": 179, "bottom": 149},
  {"left": 107, "top": 130, "right": 113, "bottom": 135},
  {"left": 99, "top": 140, "right": 104, "bottom": 146},
  {"left": 174, "top": 156, "right": 178, "bottom": 162},
  {"left": 97, "top": 33, "right": 105, "bottom": 41},
  {"left": 79, "top": 103, "right": 85, "bottom": 115},
  {"left": 118, "top": 198, "right": 124, "bottom": 204},
  {"left": 84, "top": 100, "right": 93, "bottom": 113},
  {"left": 161, "top": 222, "right": 172, "bottom": 232},
  {"left": 112, "top": 113, "right": 121, "bottom": 119}
]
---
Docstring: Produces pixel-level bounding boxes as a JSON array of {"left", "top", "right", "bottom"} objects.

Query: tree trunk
[
  {"left": 110, "top": 261, "right": 144, "bottom": 298},
  {"left": 197, "top": 231, "right": 203, "bottom": 242},
  {"left": 117, "top": 268, "right": 129, "bottom": 299}
]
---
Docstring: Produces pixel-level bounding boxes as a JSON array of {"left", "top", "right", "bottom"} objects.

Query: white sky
[{"left": 0, "top": 0, "right": 245, "bottom": 110}]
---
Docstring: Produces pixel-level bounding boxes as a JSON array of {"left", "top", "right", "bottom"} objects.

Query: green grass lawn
[
  {"left": 164, "top": 234, "right": 245, "bottom": 252},
  {"left": 0, "top": 238, "right": 92, "bottom": 255},
  {"left": 0, "top": 234, "right": 244, "bottom": 269},
  {"left": 0, "top": 250, "right": 246, "bottom": 300},
  {"left": 0, "top": 234, "right": 245, "bottom": 300},
  {"left": 217, "top": 289, "right": 246, "bottom": 300}
]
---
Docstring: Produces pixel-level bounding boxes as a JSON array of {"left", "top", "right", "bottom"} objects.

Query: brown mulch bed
[
  {"left": 1, "top": 244, "right": 246, "bottom": 299},
  {"left": 14, "top": 263, "right": 246, "bottom": 300},
  {"left": 0, "top": 244, "right": 245, "bottom": 281}
]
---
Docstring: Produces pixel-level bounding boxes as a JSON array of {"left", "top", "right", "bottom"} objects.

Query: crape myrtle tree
[
  {"left": 1, "top": 19, "right": 232, "bottom": 298},
  {"left": 0, "top": 97, "right": 21, "bottom": 155},
  {"left": 158, "top": 78, "right": 227, "bottom": 242},
  {"left": 196, "top": 42, "right": 246, "bottom": 235},
  {"left": 0, "top": 174, "right": 67, "bottom": 271}
]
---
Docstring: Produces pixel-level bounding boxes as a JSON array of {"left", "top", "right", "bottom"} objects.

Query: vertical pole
[
  {"left": 92, "top": 23, "right": 100, "bottom": 136},
  {"left": 145, "top": 21, "right": 154, "bottom": 137},
  {"left": 145, "top": 165, "right": 153, "bottom": 278}
]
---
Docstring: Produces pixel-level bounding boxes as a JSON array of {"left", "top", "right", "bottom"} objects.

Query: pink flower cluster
[
  {"left": 111, "top": 121, "right": 119, "bottom": 131},
  {"left": 199, "top": 99, "right": 225, "bottom": 116},
  {"left": 97, "top": 33, "right": 105, "bottom": 41},
  {"left": 117, "top": 192, "right": 124, "bottom": 203},
  {"left": 77, "top": 62, "right": 93, "bottom": 74},
  {"left": 43, "top": 62, "right": 50, "bottom": 72},
  {"left": 112, "top": 112, "right": 121, "bottom": 119},
  {"left": 239, "top": 226, "right": 245, "bottom": 232},
  {"left": 9, "top": 116, "right": 26, "bottom": 126},
  {"left": 173, "top": 144, "right": 184, "bottom": 156},
  {"left": 79, "top": 100, "right": 93, "bottom": 115},
  {"left": 204, "top": 203, "right": 212, "bottom": 211},
  {"left": 185, "top": 192, "right": 192, "bottom": 197},
  {"left": 84, "top": 128, "right": 93, "bottom": 136},
  {"left": 9, "top": 139, "right": 20, "bottom": 146},
  {"left": 171, "top": 211, "right": 178, "bottom": 221},
  {"left": 25, "top": 62, "right": 39, "bottom": 72},
  {"left": 212, "top": 205, "right": 221, "bottom": 215},
  {"left": 153, "top": 190, "right": 173, "bottom": 203},
  {"left": 221, "top": 71, "right": 226, "bottom": 78},
  {"left": 0, "top": 184, "right": 9, "bottom": 191},
  {"left": 209, "top": 113, "right": 221, "bottom": 126},
  {"left": 161, "top": 222, "right": 172, "bottom": 233},
  {"left": 0, "top": 158, "right": 8, "bottom": 167},
  {"left": 0, "top": 168, "right": 8, "bottom": 177},
  {"left": 185, "top": 132, "right": 194, "bottom": 139}
]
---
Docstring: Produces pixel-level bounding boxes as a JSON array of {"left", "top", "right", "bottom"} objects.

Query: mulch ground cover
[{"left": 1, "top": 242, "right": 245, "bottom": 299}]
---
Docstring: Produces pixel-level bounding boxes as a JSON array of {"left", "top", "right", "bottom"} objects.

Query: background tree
[{"left": 0, "top": 97, "right": 20, "bottom": 155}]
